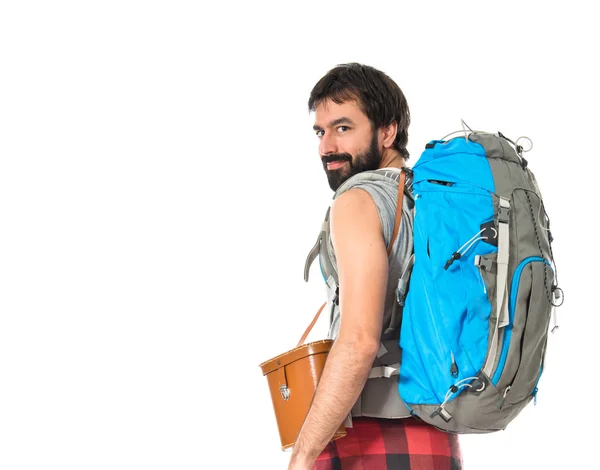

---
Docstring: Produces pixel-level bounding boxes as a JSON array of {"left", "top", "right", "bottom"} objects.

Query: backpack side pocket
[{"left": 499, "top": 258, "right": 553, "bottom": 405}]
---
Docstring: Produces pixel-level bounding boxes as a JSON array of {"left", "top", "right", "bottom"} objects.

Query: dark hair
[{"left": 308, "top": 63, "right": 410, "bottom": 159}]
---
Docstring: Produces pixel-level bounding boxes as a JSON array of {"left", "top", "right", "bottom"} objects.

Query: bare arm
[{"left": 288, "top": 188, "right": 389, "bottom": 469}]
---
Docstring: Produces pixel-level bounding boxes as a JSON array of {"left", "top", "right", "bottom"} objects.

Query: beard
[{"left": 322, "top": 131, "right": 382, "bottom": 191}]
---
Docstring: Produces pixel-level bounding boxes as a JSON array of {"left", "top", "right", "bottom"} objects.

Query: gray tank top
[{"left": 326, "top": 168, "right": 414, "bottom": 342}]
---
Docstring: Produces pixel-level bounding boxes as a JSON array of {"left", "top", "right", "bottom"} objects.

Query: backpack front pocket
[
  {"left": 400, "top": 182, "right": 497, "bottom": 405},
  {"left": 496, "top": 258, "right": 554, "bottom": 405}
]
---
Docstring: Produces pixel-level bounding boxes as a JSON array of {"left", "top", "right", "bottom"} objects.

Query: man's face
[{"left": 313, "top": 99, "right": 382, "bottom": 191}]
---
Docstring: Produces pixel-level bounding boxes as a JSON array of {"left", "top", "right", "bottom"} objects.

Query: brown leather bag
[
  {"left": 259, "top": 170, "right": 406, "bottom": 451},
  {"left": 258, "top": 320, "right": 346, "bottom": 451}
]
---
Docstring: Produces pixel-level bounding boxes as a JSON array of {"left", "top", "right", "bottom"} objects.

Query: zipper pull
[
  {"left": 450, "top": 351, "right": 459, "bottom": 378},
  {"left": 533, "top": 387, "right": 538, "bottom": 405},
  {"left": 498, "top": 386, "right": 511, "bottom": 410},
  {"left": 444, "top": 252, "right": 461, "bottom": 270},
  {"left": 551, "top": 286, "right": 563, "bottom": 333},
  {"left": 551, "top": 306, "right": 558, "bottom": 333}
]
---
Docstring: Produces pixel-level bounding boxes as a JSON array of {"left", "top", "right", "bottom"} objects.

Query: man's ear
[{"left": 381, "top": 121, "right": 398, "bottom": 149}]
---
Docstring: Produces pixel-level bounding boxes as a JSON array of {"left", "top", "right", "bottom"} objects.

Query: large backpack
[{"left": 398, "top": 128, "right": 563, "bottom": 433}]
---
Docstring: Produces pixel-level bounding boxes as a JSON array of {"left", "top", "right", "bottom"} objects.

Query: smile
[{"left": 327, "top": 161, "right": 347, "bottom": 170}]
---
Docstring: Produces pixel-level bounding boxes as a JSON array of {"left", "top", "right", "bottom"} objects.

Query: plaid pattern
[{"left": 313, "top": 417, "right": 462, "bottom": 470}]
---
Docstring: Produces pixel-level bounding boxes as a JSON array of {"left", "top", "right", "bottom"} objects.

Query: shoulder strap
[{"left": 298, "top": 168, "right": 408, "bottom": 346}]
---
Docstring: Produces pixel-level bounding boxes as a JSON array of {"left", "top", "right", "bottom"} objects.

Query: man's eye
[
  {"left": 316, "top": 130, "right": 324, "bottom": 137},
  {"left": 337, "top": 126, "right": 349, "bottom": 133}
]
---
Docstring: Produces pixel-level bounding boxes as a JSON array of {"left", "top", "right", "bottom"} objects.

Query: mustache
[{"left": 322, "top": 154, "right": 352, "bottom": 165}]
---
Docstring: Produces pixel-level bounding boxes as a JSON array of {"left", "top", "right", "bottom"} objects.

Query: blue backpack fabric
[{"left": 398, "top": 130, "right": 563, "bottom": 433}]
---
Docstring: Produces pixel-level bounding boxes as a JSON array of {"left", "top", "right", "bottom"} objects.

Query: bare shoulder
[
  {"left": 331, "top": 187, "right": 379, "bottom": 224},
  {"left": 330, "top": 188, "right": 383, "bottom": 245}
]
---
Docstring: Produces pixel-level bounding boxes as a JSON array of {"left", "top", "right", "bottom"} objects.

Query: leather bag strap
[{"left": 387, "top": 169, "right": 406, "bottom": 256}]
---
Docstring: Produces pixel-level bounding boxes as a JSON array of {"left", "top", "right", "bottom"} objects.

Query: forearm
[{"left": 289, "top": 336, "right": 377, "bottom": 465}]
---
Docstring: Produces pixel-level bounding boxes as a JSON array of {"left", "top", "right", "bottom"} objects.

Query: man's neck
[{"left": 378, "top": 149, "right": 406, "bottom": 170}]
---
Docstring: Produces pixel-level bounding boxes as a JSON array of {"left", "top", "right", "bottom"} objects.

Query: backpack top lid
[{"left": 413, "top": 131, "right": 527, "bottom": 194}]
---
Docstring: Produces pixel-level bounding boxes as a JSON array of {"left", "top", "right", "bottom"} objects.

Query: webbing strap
[
  {"left": 385, "top": 252, "right": 416, "bottom": 337},
  {"left": 368, "top": 363, "right": 400, "bottom": 379},
  {"left": 303, "top": 208, "right": 331, "bottom": 283},
  {"left": 483, "top": 197, "right": 511, "bottom": 377},
  {"left": 303, "top": 233, "right": 321, "bottom": 283}
]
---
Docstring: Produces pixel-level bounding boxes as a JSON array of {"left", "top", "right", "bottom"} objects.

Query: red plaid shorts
[{"left": 313, "top": 417, "right": 462, "bottom": 470}]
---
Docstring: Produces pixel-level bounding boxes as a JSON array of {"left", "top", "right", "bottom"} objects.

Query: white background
[{"left": 1, "top": 1, "right": 597, "bottom": 469}]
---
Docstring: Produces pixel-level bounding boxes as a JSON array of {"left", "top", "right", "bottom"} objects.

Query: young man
[{"left": 289, "top": 64, "right": 462, "bottom": 470}]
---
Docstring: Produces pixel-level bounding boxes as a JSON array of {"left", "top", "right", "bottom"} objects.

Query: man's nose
[{"left": 319, "top": 131, "right": 338, "bottom": 156}]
